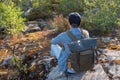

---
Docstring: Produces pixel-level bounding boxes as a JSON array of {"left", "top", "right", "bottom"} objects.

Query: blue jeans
[{"left": 51, "top": 44, "right": 76, "bottom": 73}]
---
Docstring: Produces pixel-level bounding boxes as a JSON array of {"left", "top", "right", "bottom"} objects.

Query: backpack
[{"left": 66, "top": 30, "right": 97, "bottom": 72}]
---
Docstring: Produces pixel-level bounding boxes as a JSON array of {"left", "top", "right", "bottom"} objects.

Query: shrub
[
  {"left": 83, "top": 0, "right": 120, "bottom": 34},
  {"left": 58, "top": 0, "right": 85, "bottom": 15},
  {"left": 11, "top": 55, "right": 27, "bottom": 75},
  {"left": 23, "top": 0, "right": 85, "bottom": 20},
  {"left": 25, "top": 7, "right": 52, "bottom": 20},
  {"left": 0, "top": 2, "right": 25, "bottom": 35},
  {"left": 24, "top": 0, "right": 54, "bottom": 20},
  {"left": 50, "top": 15, "right": 69, "bottom": 33}
]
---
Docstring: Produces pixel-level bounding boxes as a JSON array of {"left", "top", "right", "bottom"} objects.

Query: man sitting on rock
[{"left": 51, "top": 12, "right": 89, "bottom": 74}]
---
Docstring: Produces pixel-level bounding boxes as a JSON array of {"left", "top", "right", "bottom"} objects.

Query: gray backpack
[{"left": 66, "top": 30, "right": 97, "bottom": 72}]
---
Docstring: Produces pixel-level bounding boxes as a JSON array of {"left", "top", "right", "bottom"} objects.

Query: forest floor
[
  {"left": 0, "top": 26, "right": 120, "bottom": 80},
  {"left": 0, "top": 29, "right": 58, "bottom": 80}
]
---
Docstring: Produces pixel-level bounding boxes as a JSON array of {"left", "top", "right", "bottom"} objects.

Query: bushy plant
[
  {"left": 24, "top": 0, "right": 85, "bottom": 20},
  {"left": 0, "top": 2, "right": 25, "bottom": 35},
  {"left": 24, "top": 0, "right": 54, "bottom": 20},
  {"left": 13, "top": 0, "right": 30, "bottom": 11},
  {"left": 50, "top": 15, "right": 69, "bottom": 33},
  {"left": 83, "top": 0, "right": 120, "bottom": 34},
  {"left": 11, "top": 55, "right": 27, "bottom": 75},
  {"left": 58, "top": 0, "right": 85, "bottom": 15}
]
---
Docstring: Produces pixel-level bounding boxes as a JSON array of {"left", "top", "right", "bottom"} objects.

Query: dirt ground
[
  {"left": 0, "top": 27, "right": 120, "bottom": 80},
  {"left": 0, "top": 30, "right": 57, "bottom": 79}
]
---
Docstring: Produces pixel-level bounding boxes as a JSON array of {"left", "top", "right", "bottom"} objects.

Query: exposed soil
[
  {"left": 0, "top": 26, "right": 120, "bottom": 80},
  {"left": 0, "top": 30, "right": 58, "bottom": 80}
]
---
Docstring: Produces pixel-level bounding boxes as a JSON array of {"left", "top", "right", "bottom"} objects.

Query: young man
[{"left": 51, "top": 12, "right": 89, "bottom": 73}]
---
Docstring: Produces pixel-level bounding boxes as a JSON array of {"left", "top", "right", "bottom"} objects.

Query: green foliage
[
  {"left": 11, "top": 55, "right": 27, "bottom": 75},
  {"left": 14, "top": 0, "right": 32, "bottom": 11},
  {"left": 0, "top": 0, "right": 12, "bottom": 5},
  {"left": 0, "top": 0, "right": 31, "bottom": 11},
  {"left": 83, "top": 0, "right": 120, "bottom": 33},
  {"left": 1, "top": 0, "right": 119, "bottom": 35},
  {"left": 24, "top": 0, "right": 54, "bottom": 20},
  {"left": 23, "top": 0, "right": 85, "bottom": 20},
  {"left": 58, "top": 0, "right": 85, "bottom": 15},
  {"left": 0, "top": 2, "right": 25, "bottom": 35}
]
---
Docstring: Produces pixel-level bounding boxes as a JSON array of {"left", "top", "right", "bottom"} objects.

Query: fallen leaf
[
  {"left": 108, "top": 44, "right": 119, "bottom": 49},
  {"left": 28, "top": 64, "right": 37, "bottom": 71},
  {"left": 114, "top": 60, "right": 120, "bottom": 65}
]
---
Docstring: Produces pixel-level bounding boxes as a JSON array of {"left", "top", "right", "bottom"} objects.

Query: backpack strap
[
  {"left": 66, "top": 30, "right": 78, "bottom": 41},
  {"left": 66, "top": 28, "right": 84, "bottom": 41}
]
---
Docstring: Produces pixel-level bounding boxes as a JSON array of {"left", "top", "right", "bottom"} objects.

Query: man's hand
[
  {"left": 58, "top": 43, "right": 65, "bottom": 50},
  {"left": 58, "top": 43, "right": 64, "bottom": 48}
]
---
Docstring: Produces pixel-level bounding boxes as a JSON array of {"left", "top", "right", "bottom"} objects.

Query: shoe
[{"left": 67, "top": 68, "right": 76, "bottom": 74}]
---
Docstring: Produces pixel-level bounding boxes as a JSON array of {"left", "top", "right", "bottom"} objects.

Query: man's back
[
  {"left": 51, "top": 12, "right": 90, "bottom": 73},
  {"left": 51, "top": 28, "right": 89, "bottom": 72}
]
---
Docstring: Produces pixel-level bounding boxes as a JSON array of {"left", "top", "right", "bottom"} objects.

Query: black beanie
[{"left": 68, "top": 12, "right": 81, "bottom": 26}]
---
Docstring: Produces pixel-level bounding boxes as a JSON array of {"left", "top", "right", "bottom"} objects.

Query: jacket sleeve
[{"left": 51, "top": 33, "right": 63, "bottom": 44}]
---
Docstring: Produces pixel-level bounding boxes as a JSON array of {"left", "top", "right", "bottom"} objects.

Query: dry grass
[
  {"left": 0, "top": 30, "right": 55, "bottom": 79},
  {"left": 0, "top": 49, "right": 11, "bottom": 62},
  {"left": 0, "top": 30, "right": 54, "bottom": 61},
  {"left": 50, "top": 14, "right": 70, "bottom": 32}
]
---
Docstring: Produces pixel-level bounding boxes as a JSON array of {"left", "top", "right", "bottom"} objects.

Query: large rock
[
  {"left": 47, "top": 50, "right": 120, "bottom": 80},
  {"left": 46, "top": 64, "right": 109, "bottom": 80}
]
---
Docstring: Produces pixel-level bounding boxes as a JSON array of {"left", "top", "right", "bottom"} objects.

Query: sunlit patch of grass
[
  {"left": 114, "top": 60, "right": 120, "bottom": 65},
  {"left": 0, "top": 30, "right": 53, "bottom": 58},
  {"left": 0, "top": 49, "right": 11, "bottom": 62}
]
